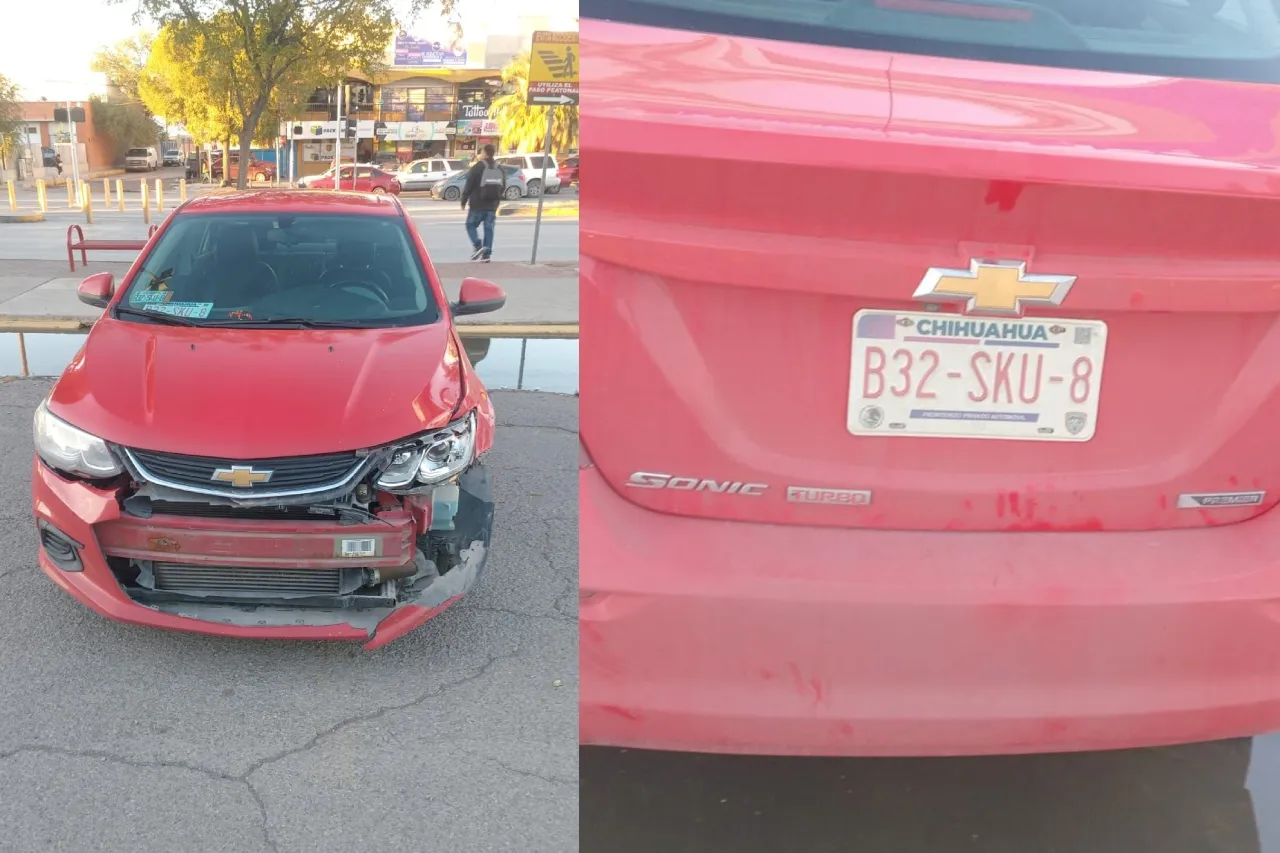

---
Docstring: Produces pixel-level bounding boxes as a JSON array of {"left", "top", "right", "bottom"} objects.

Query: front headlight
[
  {"left": 375, "top": 411, "right": 476, "bottom": 490},
  {"left": 33, "top": 401, "right": 124, "bottom": 479}
]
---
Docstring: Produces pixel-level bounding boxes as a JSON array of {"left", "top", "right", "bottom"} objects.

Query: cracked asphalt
[{"left": 0, "top": 380, "right": 578, "bottom": 853}]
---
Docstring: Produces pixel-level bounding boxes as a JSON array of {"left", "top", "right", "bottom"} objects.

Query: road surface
[{"left": 0, "top": 381, "right": 579, "bottom": 853}]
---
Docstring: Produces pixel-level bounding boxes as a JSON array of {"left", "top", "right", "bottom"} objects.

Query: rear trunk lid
[{"left": 581, "top": 20, "right": 1280, "bottom": 532}]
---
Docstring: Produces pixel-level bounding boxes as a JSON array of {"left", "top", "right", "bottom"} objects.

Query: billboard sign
[{"left": 393, "top": 26, "right": 467, "bottom": 67}]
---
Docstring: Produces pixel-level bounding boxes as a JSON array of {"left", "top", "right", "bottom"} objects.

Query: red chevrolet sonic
[
  {"left": 33, "top": 190, "right": 505, "bottom": 649},
  {"left": 580, "top": 2, "right": 1280, "bottom": 754}
]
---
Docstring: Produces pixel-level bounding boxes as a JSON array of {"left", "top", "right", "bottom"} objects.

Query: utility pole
[
  {"left": 66, "top": 101, "right": 80, "bottom": 190},
  {"left": 334, "top": 83, "right": 343, "bottom": 191},
  {"left": 530, "top": 103, "right": 557, "bottom": 265}
]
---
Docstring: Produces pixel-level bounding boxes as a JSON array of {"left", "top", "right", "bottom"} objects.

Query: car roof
[{"left": 178, "top": 190, "right": 402, "bottom": 217}]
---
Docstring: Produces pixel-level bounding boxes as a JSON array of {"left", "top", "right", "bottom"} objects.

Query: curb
[
  {"left": 0, "top": 213, "right": 44, "bottom": 223},
  {"left": 499, "top": 204, "right": 579, "bottom": 218},
  {"left": 0, "top": 316, "right": 578, "bottom": 338}
]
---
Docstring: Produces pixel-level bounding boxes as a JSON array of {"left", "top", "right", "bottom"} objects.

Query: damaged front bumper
[{"left": 31, "top": 457, "right": 494, "bottom": 649}]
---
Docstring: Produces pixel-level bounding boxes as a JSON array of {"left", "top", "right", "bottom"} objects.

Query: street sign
[{"left": 528, "top": 31, "right": 579, "bottom": 106}]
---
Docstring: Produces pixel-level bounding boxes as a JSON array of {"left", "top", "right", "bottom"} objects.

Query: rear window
[
  {"left": 117, "top": 213, "right": 440, "bottom": 328},
  {"left": 583, "top": 0, "right": 1280, "bottom": 83},
  {"left": 127, "top": 149, "right": 150, "bottom": 157},
  {"left": 447, "top": 159, "right": 468, "bottom": 170},
  {"left": 528, "top": 155, "right": 556, "bottom": 169}
]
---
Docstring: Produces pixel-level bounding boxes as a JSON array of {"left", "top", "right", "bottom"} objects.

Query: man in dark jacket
[{"left": 460, "top": 144, "right": 505, "bottom": 262}]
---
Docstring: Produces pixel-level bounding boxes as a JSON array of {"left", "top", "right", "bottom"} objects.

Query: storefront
[
  {"left": 448, "top": 119, "right": 501, "bottom": 158},
  {"left": 284, "top": 119, "right": 450, "bottom": 175}
]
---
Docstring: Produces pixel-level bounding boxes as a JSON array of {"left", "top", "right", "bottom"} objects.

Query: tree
[
  {"left": 489, "top": 52, "right": 578, "bottom": 155},
  {"left": 120, "top": 0, "right": 452, "bottom": 188},
  {"left": 90, "top": 96, "right": 161, "bottom": 163},
  {"left": 0, "top": 74, "right": 22, "bottom": 173},
  {"left": 92, "top": 33, "right": 154, "bottom": 106}
]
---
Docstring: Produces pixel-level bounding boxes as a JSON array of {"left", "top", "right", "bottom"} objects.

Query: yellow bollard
[
  {"left": 6, "top": 180, "right": 15, "bottom": 213},
  {"left": 155, "top": 178, "right": 164, "bottom": 212},
  {"left": 36, "top": 180, "right": 46, "bottom": 213},
  {"left": 81, "top": 183, "right": 94, "bottom": 225},
  {"left": 141, "top": 182, "right": 151, "bottom": 224},
  {"left": 179, "top": 178, "right": 187, "bottom": 203},
  {"left": 66, "top": 180, "right": 75, "bottom": 208},
  {"left": 102, "top": 177, "right": 111, "bottom": 206},
  {"left": 116, "top": 179, "right": 124, "bottom": 212}
]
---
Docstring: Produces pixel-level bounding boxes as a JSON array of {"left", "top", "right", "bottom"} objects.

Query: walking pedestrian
[
  {"left": 460, "top": 143, "right": 506, "bottom": 262},
  {"left": 54, "top": 154, "right": 63, "bottom": 177}
]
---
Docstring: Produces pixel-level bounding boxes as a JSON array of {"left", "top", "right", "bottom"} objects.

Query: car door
[
  {"left": 398, "top": 161, "right": 424, "bottom": 188},
  {"left": 355, "top": 166, "right": 376, "bottom": 192}
]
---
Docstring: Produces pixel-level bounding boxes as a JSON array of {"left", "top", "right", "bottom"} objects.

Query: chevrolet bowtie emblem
[
  {"left": 914, "top": 260, "right": 1076, "bottom": 317},
  {"left": 211, "top": 465, "right": 273, "bottom": 488}
]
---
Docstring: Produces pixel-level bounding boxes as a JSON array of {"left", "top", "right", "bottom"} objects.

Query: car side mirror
[
  {"left": 77, "top": 272, "right": 115, "bottom": 309},
  {"left": 451, "top": 277, "right": 506, "bottom": 316}
]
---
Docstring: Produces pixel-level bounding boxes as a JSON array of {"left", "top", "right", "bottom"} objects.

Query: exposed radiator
[{"left": 153, "top": 563, "right": 344, "bottom": 597}]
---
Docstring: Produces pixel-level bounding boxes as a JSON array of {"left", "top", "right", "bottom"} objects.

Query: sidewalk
[{"left": 0, "top": 259, "right": 578, "bottom": 333}]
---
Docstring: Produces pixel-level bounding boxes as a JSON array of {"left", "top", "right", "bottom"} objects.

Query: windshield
[
  {"left": 127, "top": 149, "right": 150, "bottom": 157},
  {"left": 116, "top": 212, "right": 441, "bottom": 328},
  {"left": 583, "top": 0, "right": 1280, "bottom": 82}
]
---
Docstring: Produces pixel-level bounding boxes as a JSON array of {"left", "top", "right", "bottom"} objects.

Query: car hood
[{"left": 48, "top": 318, "right": 463, "bottom": 458}]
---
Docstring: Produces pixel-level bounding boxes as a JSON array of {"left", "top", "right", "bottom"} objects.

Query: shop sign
[{"left": 451, "top": 119, "right": 499, "bottom": 137}]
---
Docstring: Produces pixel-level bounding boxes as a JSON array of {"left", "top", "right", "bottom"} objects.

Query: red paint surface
[
  {"left": 579, "top": 19, "right": 1280, "bottom": 753},
  {"left": 33, "top": 191, "right": 495, "bottom": 646}
]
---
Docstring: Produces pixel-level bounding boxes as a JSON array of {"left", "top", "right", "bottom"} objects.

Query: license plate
[
  {"left": 847, "top": 310, "right": 1107, "bottom": 441},
  {"left": 337, "top": 538, "right": 377, "bottom": 558}
]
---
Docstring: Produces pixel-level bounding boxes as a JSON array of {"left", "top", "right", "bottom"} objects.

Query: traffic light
[
  {"left": 345, "top": 119, "right": 358, "bottom": 139},
  {"left": 53, "top": 107, "right": 86, "bottom": 123}
]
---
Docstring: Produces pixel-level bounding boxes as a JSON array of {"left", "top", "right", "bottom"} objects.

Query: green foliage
[
  {"left": 90, "top": 96, "right": 162, "bottom": 163},
  {"left": 91, "top": 33, "right": 153, "bottom": 106},
  {"left": 119, "top": 0, "right": 451, "bottom": 187},
  {"left": 489, "top": 53, "right": 579, "bottom": 154},
  {"left": 0, "top": 74, "right": 22, "bottom": 170}
]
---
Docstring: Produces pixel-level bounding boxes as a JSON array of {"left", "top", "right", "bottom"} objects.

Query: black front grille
[
  {"left": 147, "top": 501, "right": 340, "bottom": 521},
  {"left": 127, "top": 448, "right": 361, "bottom": 493}
]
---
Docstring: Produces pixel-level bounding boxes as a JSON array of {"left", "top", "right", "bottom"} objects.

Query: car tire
[
  {"left": 547, "top": 185, "right": 561, "bottom": 195},
  {"left": 526, "top": 179, "right": 541, "bottom": 197},
  {"left": 254, "top": 171, "right": 268, "bottom": 183},
  {"left": 503, "top": 185, "right": 521, "bottom": 200},
  {"left": 443, "top": 186, "right": 461, "bottom": 201},
  {"left": 373, "top": 186, "right": 387, "bottom": 194}
]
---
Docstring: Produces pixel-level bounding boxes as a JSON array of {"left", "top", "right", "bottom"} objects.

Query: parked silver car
[
  {"left": 397, "top": 157, "right": 469, "bottom": 192},
  {"left": 430, "top": 164, "right": 527, "bottom": 201}
]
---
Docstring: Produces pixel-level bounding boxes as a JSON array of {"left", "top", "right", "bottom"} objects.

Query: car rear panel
[{"left": 581, "top": 20, "right": 1280, "bottom": 533}]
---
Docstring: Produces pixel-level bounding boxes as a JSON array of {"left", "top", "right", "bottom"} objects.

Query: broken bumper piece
[{"left": 31, "top": 458, "right": 494, "bottom": 649}]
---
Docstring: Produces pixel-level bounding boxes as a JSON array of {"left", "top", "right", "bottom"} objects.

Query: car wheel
[
  {"left": 547, "top": 185, "right": 561, "bottom": 195},
  {"left": 503, "top": 185, "right": 521, "bottom": 200},
  {"left": 254, "top": 171, "right": 268, "bottom": 183},
  {"left": 372, "top": 186, "right": 387, "bottom": 194},
  {"left": 443, "top": 186, "right": 461, "bottom": 201},
  {"left": 526, "top": 179, "right": 541, "bottom": 197}
]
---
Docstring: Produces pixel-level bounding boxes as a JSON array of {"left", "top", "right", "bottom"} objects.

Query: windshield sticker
[
  {"left": 144, "top": 302, "right": 213, "bottom": 318},
  {"left": 131, "top": 290, "right": 173, "bottom": 304}
]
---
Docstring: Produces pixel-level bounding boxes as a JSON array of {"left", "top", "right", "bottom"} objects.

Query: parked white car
[
  {"left": 495, "top": 154, "right": 562, "bottom": 197},
  {"left": 397, "top": 158, "right": 469, "bottom": 192},
  {"left": 125, "top": 147, "right": 159, "bottom": 171}
]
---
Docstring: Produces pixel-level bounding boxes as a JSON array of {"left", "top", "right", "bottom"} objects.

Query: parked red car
[
  {"left": 209, "top": 152, "right": 276, "bottom": 183},
  {"left": 580, "top": 5, "right": 1280, "bottom": 755},
  {"left": 302, "top": 165, "right": 402, "bottom": 195},
  {"left": 34, "top": 191, "right": 505, "bottom": 648},
  {"left": 557, "top": 155, "right": 579, "bottom": 187}
]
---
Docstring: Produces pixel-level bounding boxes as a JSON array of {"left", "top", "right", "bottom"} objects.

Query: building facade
[
  {"left": 281, "top": 10, "right": 577, "bottom": 178},
  {"left": 15, "top": 100, "right": 114, "bottom": 179}
]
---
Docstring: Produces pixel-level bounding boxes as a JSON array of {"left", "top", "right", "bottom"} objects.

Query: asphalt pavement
[
  {"left": 581, "top": 739, "right": 1280, "bottom": 852},
  {"left": 0, "top": 380, "right": 578, "bottom": 853}
]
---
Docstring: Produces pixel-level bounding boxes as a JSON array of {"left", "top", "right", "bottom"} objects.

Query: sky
[{"left": 3, "top": 0, "right": 577, "bottom": 101}]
